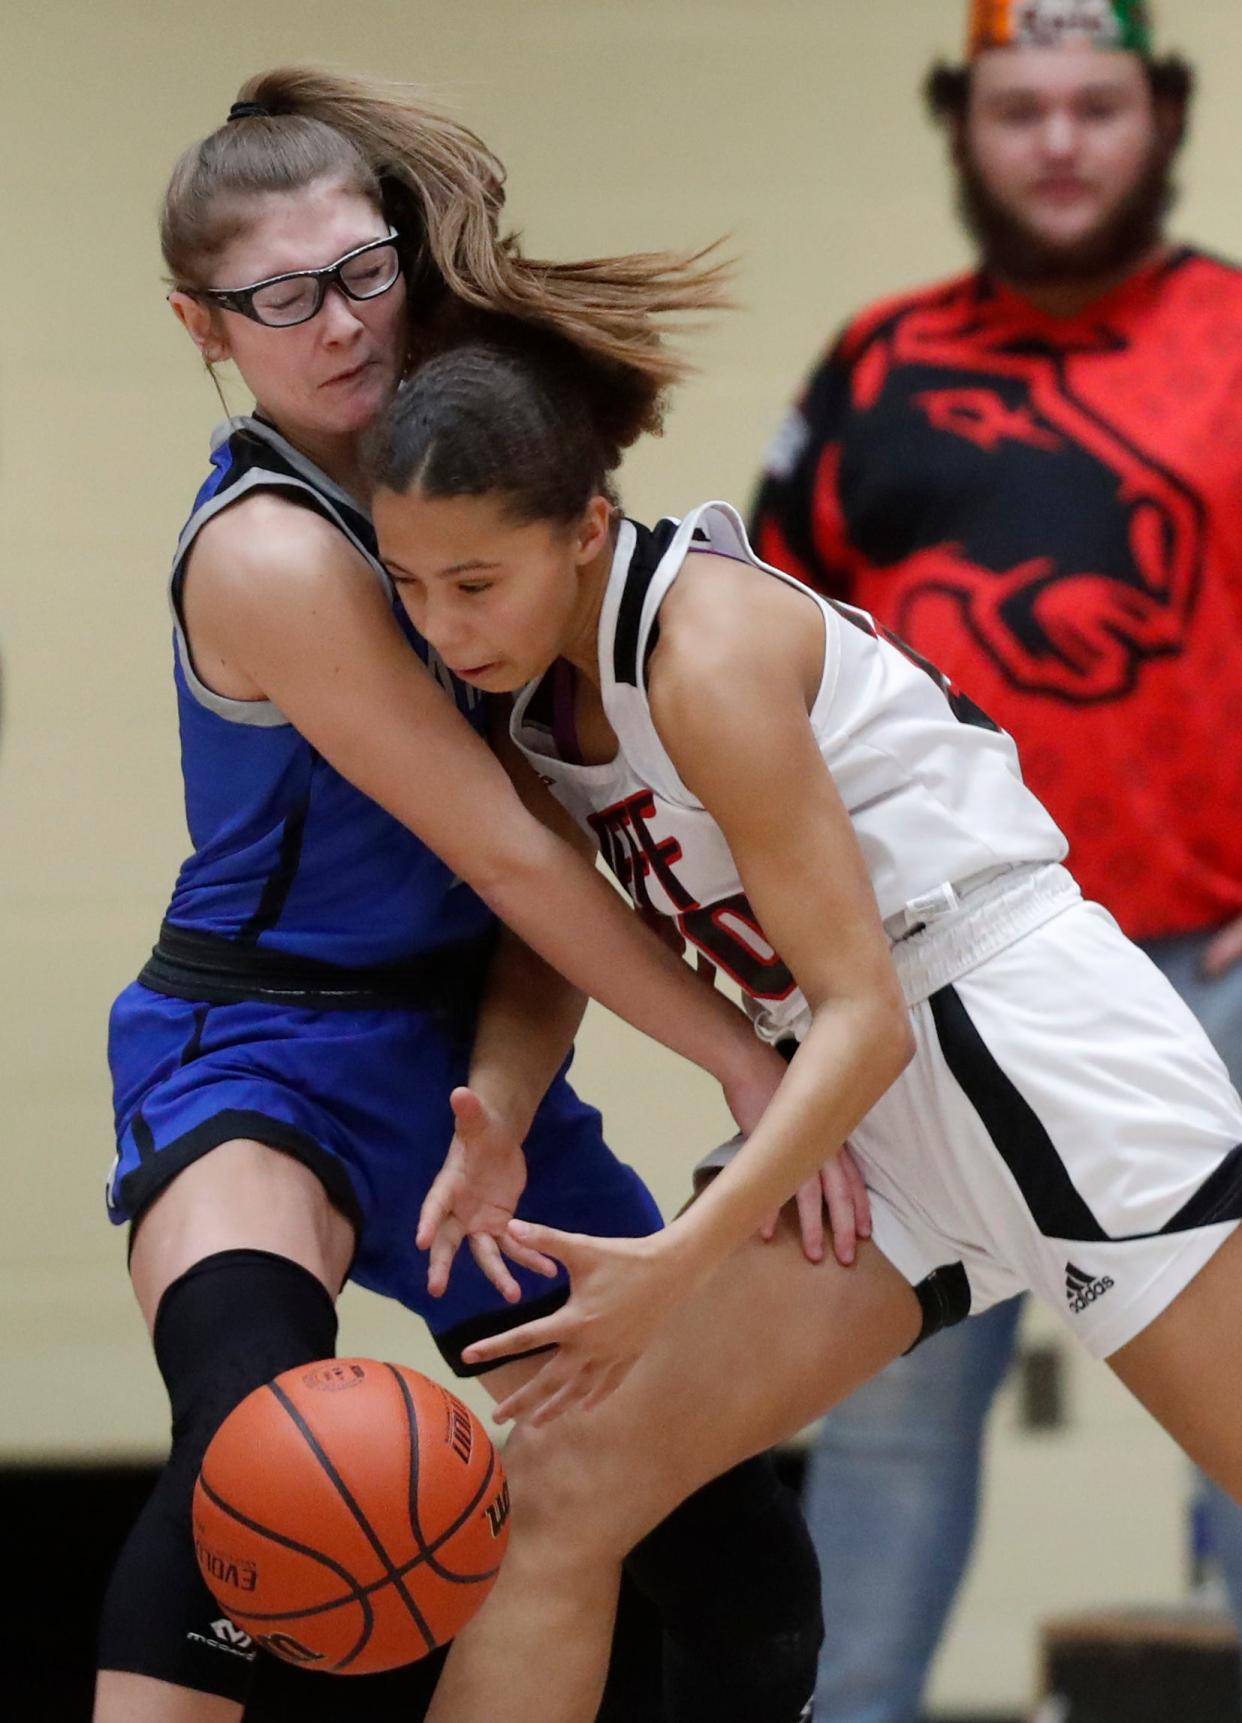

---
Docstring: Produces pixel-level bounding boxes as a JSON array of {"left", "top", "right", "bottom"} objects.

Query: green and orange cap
[{"left": 968, "top": 0, "right": 1154, "bottom": 57}]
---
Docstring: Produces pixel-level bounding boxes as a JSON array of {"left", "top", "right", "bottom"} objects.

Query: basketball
[{"left": 192, "top": 1358, "right": 511, "bottom": 1674}]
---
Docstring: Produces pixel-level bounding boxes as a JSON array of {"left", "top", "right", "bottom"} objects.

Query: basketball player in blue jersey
[
  {"left": 96, "top": 66, "right": 842, "bottom": 1723},
  {"left": 366, "top": 333, "right": 1242, "bottom": 1723}
]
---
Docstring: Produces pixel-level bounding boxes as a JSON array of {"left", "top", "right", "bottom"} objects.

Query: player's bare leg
[
  {"left": 125, "top": 1140, "right": 356, "bottom": 1333},
  {"left": 93, "top": 1142, "right": 355, "bottom": 1723},
  {"left": 93, "top": 1685, "right": 244, "bottom": 1723},
  {"left": 426, "top": 1216, "right": 922, "bottom": 1723},
  {"left": 1108, "top": 1224, "right": 1242, "bottom": 1503}
]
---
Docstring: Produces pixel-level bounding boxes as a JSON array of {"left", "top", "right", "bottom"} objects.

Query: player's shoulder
[
  {"left": 656, "top": 548, "right": 812, "bottom": 688},
  {"left": 833, "top": 268, "right": 979, "bottom": 366},
  {"left": 183, "top": 491, "right": 384, "bottom": 645},
  {"left": 190, "top": 489, "right": 363, "bottom": 594}
]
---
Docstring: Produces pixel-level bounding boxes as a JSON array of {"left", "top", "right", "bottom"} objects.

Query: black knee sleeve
[
  {"left": 622, "top": 1454, "right": 822, "bottom": 1723},
  {"left": 97, "top": 1249, "right": 338, "bottom": 1701}
]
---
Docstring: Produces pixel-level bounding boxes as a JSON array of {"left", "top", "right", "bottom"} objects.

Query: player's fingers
[
  {"left": 469, "top": 1234, "right": 523, "bottom": 1304},
  {"left": 490, "top": 1365, "right": 559, "bottom": 1427},
  {"left": 426, "top": 1220, "right": 464, "bottom": 1298},
  {"left": 497, "top": 1237, "right": 561, "bottom": 1278},
  {"left": 580, "top": 1360, "right": 631, "bottom": 1414},
  {"left": 759, "top": 1211, "right": 779, "bottom": 1242},
  {"left": 841, "top": 1147, "right": 873, "bottom": 1239},
  {"left": 415, "top": 1186, "right": 449, "bottom": 1251},
  {"left": 506, "top": 1218, "right": 576, "bottom": 1266},
  {"left": 527, "top": 1366, "right": 596, "bottom": 1427},
  {"left": 492, "top": 1356, "right": 589, "bottom": 1426},
  {"left": 462, "top": 1312, "right": 564, "bottom": 1370},
  {"left": 795, "top": 1178, "right": 826, "bottom": 1263},
  {"left": 821, "top": 1161, "right": 857, "bottom": 1266},
  {"left": 449, "top": 1085, "right": 489, "bottom": 1138}
]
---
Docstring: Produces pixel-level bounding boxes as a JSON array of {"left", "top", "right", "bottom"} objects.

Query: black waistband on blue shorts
[{"left": 138, "top": 920, "right": 497, "bottom": 1014}]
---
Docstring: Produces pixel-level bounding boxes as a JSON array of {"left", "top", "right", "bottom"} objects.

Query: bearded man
[{"left": 752, "top": 4, "right": 1242, "bottom": 1719}]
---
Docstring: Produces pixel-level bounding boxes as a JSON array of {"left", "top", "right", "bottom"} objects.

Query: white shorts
[{"left": 700, "top": 894, "right": 1242, "bottom": 1359}]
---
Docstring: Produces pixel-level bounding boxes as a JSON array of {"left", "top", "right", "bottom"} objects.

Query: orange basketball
[{"left": 192, "top": 1358, "right": 511, "bottom": 1674}]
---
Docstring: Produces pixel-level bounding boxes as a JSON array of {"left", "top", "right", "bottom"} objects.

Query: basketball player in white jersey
[{"left": 367, "top": 334, "right": 1242, "bottom": 1723}]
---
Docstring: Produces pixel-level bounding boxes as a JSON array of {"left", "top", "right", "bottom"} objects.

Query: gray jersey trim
[{"left": 170, "top": 417, "right": 392, "bottom": 727}]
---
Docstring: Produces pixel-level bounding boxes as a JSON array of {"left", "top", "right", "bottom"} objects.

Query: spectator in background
[{"left": 752, "top": 2, "right": 1242, "bottom": 1718}]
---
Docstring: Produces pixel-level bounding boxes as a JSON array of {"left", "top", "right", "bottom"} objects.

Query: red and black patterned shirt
[{"left": 752, "top": 248, "right": 1242, "bottom": 941}]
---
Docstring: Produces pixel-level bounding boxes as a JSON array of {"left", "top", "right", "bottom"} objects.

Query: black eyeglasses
[{"left": 186, "top": 231, "right": 403, "bottom": 328}]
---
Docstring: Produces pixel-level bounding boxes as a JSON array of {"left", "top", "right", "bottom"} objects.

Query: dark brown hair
[
  {"left": 163, "top": 65, "right": 730, "bottom": 383},
  {"left": 369, "top": 328, "right": 657, "bottom": 523}
]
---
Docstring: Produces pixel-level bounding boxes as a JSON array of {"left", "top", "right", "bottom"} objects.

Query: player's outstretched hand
[
  {"left": 758, "top": 1143, "right": 872, "bottom": 1266},
  {"left": 416, "top": 1087, "right": 559, "bottom": 1302},
  {"left": 461, "top": 1223, "right": 677, "bottom": 1425}
]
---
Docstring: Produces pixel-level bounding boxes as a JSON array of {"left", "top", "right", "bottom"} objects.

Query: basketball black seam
[
  {"left": 200, "top": 1375, "right": 500, "bottom": 1671},
  {"left": 389, "top": 1364, "right": 502, "bottom": 1585},
  {"left": 268, "top": 1379, "right": 439, "bottom": 1662},
  {"left": 201, "top": 1445, "right": 499, "bottom": 1628},
  {"left": 197, "top": 1469, "right": 375, "bottom": 1669}
]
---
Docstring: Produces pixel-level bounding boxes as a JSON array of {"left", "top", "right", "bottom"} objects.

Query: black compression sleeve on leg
[
  {"left": 96, "top": 1250, "right": 339, "bottom": 1702},
  {"left": 621, "top": 1454, "right": 822, "bottom": 1723}
]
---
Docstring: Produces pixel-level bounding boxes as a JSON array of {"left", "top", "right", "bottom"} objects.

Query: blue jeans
[{"left": 805, "top": 925, "right": 1242, "bottom": 1722}]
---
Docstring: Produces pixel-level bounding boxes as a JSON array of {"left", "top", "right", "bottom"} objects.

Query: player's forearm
[
  {"left": 664, "top": 995, "right": 913, "bottom": 1278},
  {"left": 480, "top": 822, "right": 770, "bottom": 1091},
  {"left": 466, "top": 930, "right": 587, "bottom": 1139}
]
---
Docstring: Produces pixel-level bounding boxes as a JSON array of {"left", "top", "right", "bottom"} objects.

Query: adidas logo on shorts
[{"left": 1065, "top": 1261, "right": 1114, "bottom": 1314}]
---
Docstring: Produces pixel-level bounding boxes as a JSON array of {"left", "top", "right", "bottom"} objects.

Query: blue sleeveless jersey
[
  {"left": 105, "top": 415, "right": 663, "bottom": 1359},
  {"left": 163, "top": 416, "right": 494, "bottom": 967}
]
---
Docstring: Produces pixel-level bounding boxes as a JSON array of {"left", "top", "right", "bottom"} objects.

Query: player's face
[
  {"left": 373, "top": 488, "right": 614, "bottom": 691},
  {"left": 965, "top": 44, "right": 1162, "bottom": 265},
  {"left": 170, "top": 177, "right": 407, "bottom": 443}
]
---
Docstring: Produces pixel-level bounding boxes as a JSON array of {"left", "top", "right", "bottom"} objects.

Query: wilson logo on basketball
[
  {"left": 485, "top": 1480, "right": 512, "bottom": 1538},
  {"left": 194, "top": 1537, "right": 257, "bottom": 1594},
  {"left": 449, "top": 1400, "right": 475, "bottom": 1465},
  {"left": 302, "top": 1361, "right": 366, "bottom": 1391}
]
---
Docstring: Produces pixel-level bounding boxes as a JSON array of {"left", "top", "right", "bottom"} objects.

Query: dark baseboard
[
  {"left": 7, "top": 1460, "right": 1028, "bottom": 1723},
  {"left": 2, "top": 1462, "right": 718, "bottom": 1720},
  {"left": 11, "top": 1464, "right": 157, "bottom": 1722}
]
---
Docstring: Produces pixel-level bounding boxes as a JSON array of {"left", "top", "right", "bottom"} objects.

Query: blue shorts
[{"left": 107, "top": 983, "right": 662, "bottom": 1374}]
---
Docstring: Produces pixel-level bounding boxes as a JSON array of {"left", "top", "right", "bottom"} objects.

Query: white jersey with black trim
[{"left": 510, "top": 502, "right": 1068, "bottom": 1041}]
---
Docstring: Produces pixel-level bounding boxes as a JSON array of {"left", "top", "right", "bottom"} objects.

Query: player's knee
[
  {"left": 150, "top": 1247, "right": 338, "bottom": 1439},
  {"left": 97, "top": 1249, "right": 338, "bottom": 1691},
  {"left": 503, "top": 1415, "right": 647, "bottom": 1559},
  {"left": 502, "top": 1417, "right": 595, "bottom": 1526}
]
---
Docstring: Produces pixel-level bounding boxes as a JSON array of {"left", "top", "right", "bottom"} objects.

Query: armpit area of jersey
[{"left": 138, "top": 920, "right": 497, "bottom": 1015}]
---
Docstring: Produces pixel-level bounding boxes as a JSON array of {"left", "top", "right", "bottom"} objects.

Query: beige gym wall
[{"left": 2, "top": 0, "right": 1239, "bottom": 1709}]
